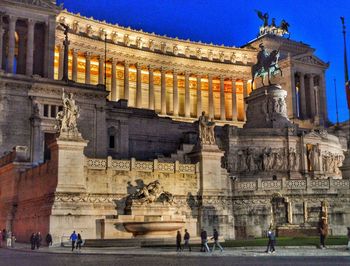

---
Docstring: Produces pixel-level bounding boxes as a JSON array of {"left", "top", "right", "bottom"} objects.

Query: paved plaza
[{"left": 1, "top": 244, "right": 350, "bottom": 266}]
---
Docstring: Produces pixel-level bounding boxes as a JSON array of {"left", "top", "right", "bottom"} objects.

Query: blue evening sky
[{"left": 57, "top": 0, "right": 350, "bottom": 123}]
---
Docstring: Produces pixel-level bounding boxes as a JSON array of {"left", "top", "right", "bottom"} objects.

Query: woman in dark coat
[{"left": 30, "top": 233, "right": 36, "bottom": 250}]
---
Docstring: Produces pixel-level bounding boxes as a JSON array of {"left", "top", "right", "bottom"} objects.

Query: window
[
  {"left": 109, "top": 135, "right": 115, "bottom": 149},
  {"left": 50, "top": 105, "right": 56, "bottom": 118},
  {"left": 43, "top": 104, "right": 49, "bottom": 117}
]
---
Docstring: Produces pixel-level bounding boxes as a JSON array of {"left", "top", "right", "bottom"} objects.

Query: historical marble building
[{"left": 0, "top": 0, "right": 348, "bottom": 244}]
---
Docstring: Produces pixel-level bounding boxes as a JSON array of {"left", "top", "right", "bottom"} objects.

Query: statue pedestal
[
  {"left": 340, "top": 150, "right": 350, "bottom": 179},
  {"left": 244, "top": 84, "right": 293, "bottom": 128},
  {"left": 49, "top": 137, "right": 88, "bottom": 193}
]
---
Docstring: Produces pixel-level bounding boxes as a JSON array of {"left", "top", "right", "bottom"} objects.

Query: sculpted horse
[{"left": 251, "top": 49, "right": 282, "bottom": 86}]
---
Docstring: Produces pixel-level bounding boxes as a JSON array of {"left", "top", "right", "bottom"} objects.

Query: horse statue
[{"left": 251, "top": 49, "right": 282, "bottom": 86}]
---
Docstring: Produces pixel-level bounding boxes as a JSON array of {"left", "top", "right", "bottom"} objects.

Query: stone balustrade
[
  {"left": 85, "top": 156, "right": 197, "bottom": 174},
  {"left": 234, "top": 177, "right": 350, "bottom": 194}
]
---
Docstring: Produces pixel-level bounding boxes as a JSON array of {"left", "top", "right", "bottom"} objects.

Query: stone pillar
[
  {"left": 136, "top": 63, "right": 142, "bottom": 108},
  {"left": 26, "top": 19, "right": 35, "bottom": 76},
  {"left": 299, "top": 73, "right": 307, "bottom": 119},
  {"left": 208, "top": 74, "right": 214, "bottom": 119},
  {"left": 319, "top": 73, "right": 327, "bottom": 125},
  {"left": 98, "top": 55, "right": 104, "bottom": 85},
  {"left": 0, "top": 27, "right": 4, "bottom": 70},
  {"left": 243, "top": 80, "right": 248, "bottom": 121},
  {"left": 49, "top": 138, "right": 88, "bottom": 193},
  {"left": 173, "top": 69, "right": 179, "bottom": 116},
  {"left": 161, "top": 67, "right": 166, "bottom": 115},
  {"left": 111, "top": 58, "right": 117, "bottom": 101},
  {"left": 290, "top": 71, "right": 297, "bottom": 118},
  {"left": 6, "top": 15, "right": 17, "bottom": 73},
  {"left": 231, "top": 79, "right": 237, "bottom": 121},
  {"left": 184, "top": 71, "right": 190, "bottom": 117},
  {"left": 45, "top": 16, "right": 57, "bottom": 79},
  {"left": 72, "top": 49, "right": 78, "bottom": 82},
  {"left": 220, "top": 75, "right": 226, "bottom": 120},
  {"left": 196, "top": 75, "right": 202, "bottom": 117},
  {"left": 85, "top": 52, "right": 91, "bottom": 84},
  {"left": 308, "top": 74, "right": 316, "bottom": 118},
  {"left": 31, "top": 116, "right": 43, "bottom": 164},
  {"left": 148, "top": 65, "right": 154, "bottom": 110},
  {"left": 58, "top": 45, "right": 64, "bottom": 80},
  {"left": 124, "top": 60, "right": 129, "bottom": 100}
]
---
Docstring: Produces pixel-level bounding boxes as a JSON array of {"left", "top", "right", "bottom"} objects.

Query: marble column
[
  {"left": 319, "top": 73, "right": 327, "bottom": 124},
  {"left": 0, "top": 13, "right": 4, "bottom": 70},
  {"left": 161, "top": 67, "right": 166, "bottom": 115},
  {"left": 85, "top": 52, "right": 91, "bottom": 84},
  {"left": 0, "top": 27, "right": 4, "bottom": 70},
  {"left": 111, "top": 58, "right": 117, "bottom": 101},
  {"left": 184, "top": 71, "right": 190, "bottom": 117},
  {"left": 124, "top": 60, "right": 129, "bottom": 100},
  {"left": 148, "top": 65, "right": 154, "bottom": 110},
  {"left": 7, "top": 15, "right": 17, "bottom": 73},
  {"left": 243, "top": 80, "right": 248, "bottom": 121},
  {"left": 208, "top": 74, "right": 214, "bottom": 119},
  {"left": 299, "top": 73, "right": 307, "bottom": 119},
  {"left": 173, "top": 69, "right": 179, "bottom": 116},
  {"left": 57, "top": 45, "right": 64, "bottom": 80},
  {"left": 72, "top": 49, "right": 78, "bottom": 82},
  {"left": 231, "top": 79, "right": 237, "bottom": 121},
  {"left": 26, "top": 19, "right": 35, "bottom": 76},
  {"left": 308, "top": 74, "right": 316, "bottom": 118},
  {"left": 220, "top": 75, "right": 226, "bottom": 120},
  {"left": 98, "top": 55, "right": 104, "bottom": 85},
  {"left": 136, "top": 63, "right": 142, "bottom": 108},
  {"left": 196, "top": 75, "right": 202, "bottom": 117}
]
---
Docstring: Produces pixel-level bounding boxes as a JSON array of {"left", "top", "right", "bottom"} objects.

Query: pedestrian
[
  {"left": 46, "top": 233, "right": 53, "bottom": 246},
  {"left": 319, "top": 218, "right": 328, "bottom": 249},
  {"left": 30, "top": 233, "right": 36, "bottom": 250},
  {"left": 346, "top": 227, "right": 350, "bottom": 250},
  {"left": 11, "top": 234, "right": 16, "bottom": 248},
  {"left": 35, "top": 232, "right": 42, "bottom": 249},
  {"left": 76, "top": 233, "right": 83, "bottom": 251},
  {"left": 265, "top": 228, "right": 276, "bottom": 253},
  {"left": 69, "top": 230, "right": 77, "bottom": 252},
  {"left": 211, "top": 228, "right": 224, "bottom": 252},
  {"left": 183, "top": 229, "right": 191, "bottom": 252},
  {"left": 176, "top": 230, "right": 182, "bottom": 251},
  {"left": 6, "top": 231, "right": 12, "bottom": 248},
  {"left": 0, "top": 230, "right": 2, "bottom": 248},
  {"left": 200, "top": 229, "right": 210, "bottom": 252}
]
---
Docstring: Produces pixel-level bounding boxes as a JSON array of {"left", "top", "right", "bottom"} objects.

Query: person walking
[
  {"left": 319, "top": 218, "right": 328, "bottom": 249},
  {"left": 265, "top": 228, "right": 276, "bottom": 253},
  {"left": 46, "top": 233, "right": 53, "bottom": 247},
  {"left": 0, "top": 230, "right": 2, "bottom": 248},
  {"left": 183, "top": 229, "right": 191, "bottom": 252},
  {"left": 11, "top": 234, "right": 16, "bottom": 248},
  {"left": 76, "top": 233, "right": 83, "bottom": 252},
  {"left": 176, "top": 231, "right": 182, "bottom": 251},
  {"left": 200, "top": 229, "right": 210, "bottom": 252},
  {"left": 6, "top": 231, "right": 12, "bottom": 248},
  {"left": 35, "top": 232, "right": 42, "bottom": 249},
  {"left": 69, "top": 231, "right": 78, "bottom": 252},
  {"left": 30, "top": 233, "right": 36, "bottom": 250},
  {"left": 211, "top": 228, "right": 224, "bottom": 252}
]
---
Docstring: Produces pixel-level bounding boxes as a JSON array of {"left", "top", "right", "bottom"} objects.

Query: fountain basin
[{"left": 123, "top": 221, "right": 185, "bottom": 238}]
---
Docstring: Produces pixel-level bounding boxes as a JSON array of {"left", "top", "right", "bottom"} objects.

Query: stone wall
[{"left": 233, "top": 177, "right": 350, "bottom": 238}]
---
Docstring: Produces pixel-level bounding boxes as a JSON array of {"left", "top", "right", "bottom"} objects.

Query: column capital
[
  {"left": 110, "top": 57, "right": 118, "bottom": 64},
  {"left": 160, "top": 66, "right": 167, "bottom": 73},
  {"left": 231, "top": 77, "right": 236, "bottom": 82},
  {"left": 124, "top": 59, "right": 130, "bottom": 65},
  {"left": 196, "top": 75, "right": 201, "bottom": 81},
  {"left": 72, "top": 48, "right": 78, "bottom": 55},
  {"left": 306, "top": 73, "right": 315, "bottom": 78},
  {"left": 8, "top": 14, "right": 17, "bottom": 22},
  {"left": 184, "top": 70, "right": 189, "bottom": 77},
  {"left": 173, "top": 68, "right": 179, "bottom": 74},
  {"left": 296, "top": 71, "right": 304, "bottom": 78},
  {"left": 27, "top": 18, "right": 36, "bottom": 26},
  {"left": 148, "top": 64, "right": 155, "bottom": 71},
  {"left": 136, "top": 62, "right": 143, "bottom": 70},
  {"left": 85, "top": 51, "right": 92, "bottom": 58},
  {"left": 220, "top": 75, "right": 225, "bottom": 81},
  {"left": 98, "top": 55, "right": 105, "bottom": 61},
  {"left": 207, "top": 73, "right": 213, "bottom": 79}
]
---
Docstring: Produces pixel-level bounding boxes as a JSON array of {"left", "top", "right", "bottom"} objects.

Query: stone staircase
[{"left": 157, "top": 143, "right": 195, "bottom": 163}]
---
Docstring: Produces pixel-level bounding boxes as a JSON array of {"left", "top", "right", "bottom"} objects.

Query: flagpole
[{"left": 334, "top": 78, "right": 339, "bottom": 126}]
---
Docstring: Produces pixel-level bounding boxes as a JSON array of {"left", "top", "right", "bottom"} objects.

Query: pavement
[{"left": 3, "top": 242, "right": 350, "bottom": 257}]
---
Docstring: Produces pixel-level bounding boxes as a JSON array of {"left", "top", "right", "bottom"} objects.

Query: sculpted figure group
[
  {"left": 55, "top": 90, "right": 80, "bottom": 137},
  {"left": 126, "top": 180, "right": 174, "bottom": 206},
  {"left": 198, "top": 112, "right": 216, "bottom": 145}
]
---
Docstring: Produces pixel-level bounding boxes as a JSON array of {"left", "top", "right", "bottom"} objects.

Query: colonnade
[
  {"left": 294, "top": 72, "right": 323, "bottom": 121},
  {"left": 55, "top": 47, "right": 251, "bottom": 122}
]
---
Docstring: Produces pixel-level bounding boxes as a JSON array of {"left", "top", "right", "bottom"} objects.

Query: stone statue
[
  {"left": 198, "top": 112, "right": 216, "bottom": 145},
  {"left": 251, "top": 44, "right": 282, "bottom": 86},
  {"left": 255, "top": 10, "right": 269, "bottom": 27},
  {"left": 255, "top": 10, "right": 290, "bottom": 38},
  {"left": 126, "top": 180, "right": 174, "bottom": 206},
  {"left": 55, "top": 90, "right": 81, "bottom": 139}
]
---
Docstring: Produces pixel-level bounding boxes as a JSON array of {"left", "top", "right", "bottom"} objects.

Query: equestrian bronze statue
[{"left": 251, "top": 44, "right": 282, "bottom": 86}]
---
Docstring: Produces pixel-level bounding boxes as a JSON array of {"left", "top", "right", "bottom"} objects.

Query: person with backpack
[{"left": 183, "top": 229, "right": 191, "bottom": 252}]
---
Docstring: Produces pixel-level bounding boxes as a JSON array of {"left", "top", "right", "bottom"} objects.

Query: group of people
[
  {"left": 69, "top": 231, "right": 83, "bottom": 252},
  {"left": 30, "top": 232, "right": 52, "bottom": 250},
  {"left": 0, "top": 229, "right": 15, "bottom": 248},
  {"left": 176, "top": 228, "right": 224, "bottom": 253}
]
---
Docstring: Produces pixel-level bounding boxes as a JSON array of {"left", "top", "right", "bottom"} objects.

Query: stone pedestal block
[
  {"left": 340, "top": 151, "right": 350, "bottom": 179},
  {"left": 244, "top": 84, "right": 293, "bottom": 128},
  {"left": 49, "top": 138, "right": 88, "bottom": 193}
]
